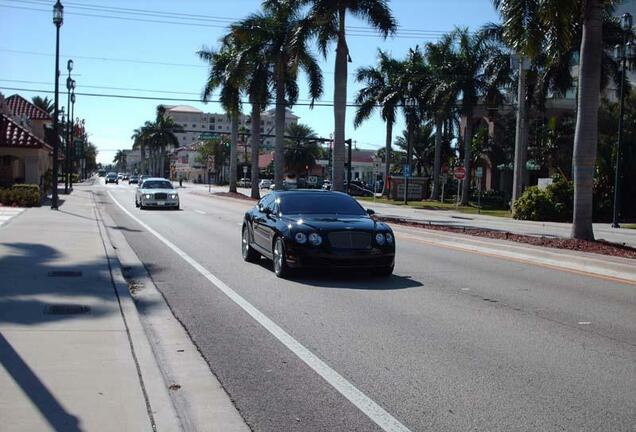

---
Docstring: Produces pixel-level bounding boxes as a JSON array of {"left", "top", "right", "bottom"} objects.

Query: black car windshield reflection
[
  {"left": 142, "top": 180, "right": 174, "bottom": 189},
  {"left": 279, "top": 193, "right": 366, "bottom": 215}
]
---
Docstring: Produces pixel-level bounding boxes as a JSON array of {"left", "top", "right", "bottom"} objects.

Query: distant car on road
[
  {"left": 259, "top": 179, "right": 272, "bottom": 189},
  {"left": 122, "top": 173, "right": 130, "bottom": 181},
  {"left": 135, "top": 177, "right": 179, "bottom": 210},
  {"left": 241, "top": 190, "right": 395, "bottom": 278},
  {"left": 129, "top": 175, "right": 139, "bottom": 184},
  {"left": 105, "top": 172, "right": 119, "bottom": 184}
]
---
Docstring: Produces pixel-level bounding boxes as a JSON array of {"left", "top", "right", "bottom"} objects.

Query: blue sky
[{"left": 1, "top": 0, "right": 499, "bottom": 164}]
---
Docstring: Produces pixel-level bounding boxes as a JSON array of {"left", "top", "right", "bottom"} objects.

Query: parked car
[
  {"left": 105, "top": 172, "right": 119, "bottom": 184},
  {"left": 259, "top": 179, "right": 272, "bottom": 189},
  {"left": 117, "top": 173, "right": 124, "bottom": 180},
  {"left": 347, "top": 180, "right": 374, "bottom": 197},
  {"left": 322, "top": 180, "right": 331, "bottom": 190},
  {"left": 129, "top": 175, "right": 139, "bottom": 184},
  {"left": 135, "top": 178, "right": 179, "bottom": 210},
  {"left": 238, "top": 178, "right": 251, "bottom": 188},
  {"left": 241, "top": 190, "right": 395, "bottom": 278},
  {"left": 122, "top": 173, "right": 130, "bottom": 181}
]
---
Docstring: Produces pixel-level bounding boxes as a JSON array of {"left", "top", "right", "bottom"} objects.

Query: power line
[
  {"left": 0, "top": 86, "right": 373, "bottom": 107},
  {"left": 0, "top": 1, "right": 451, "bottom": 40}
]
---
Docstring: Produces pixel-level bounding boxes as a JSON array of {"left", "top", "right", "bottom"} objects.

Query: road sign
[
  {"left": 476, "top": 167, "right": 483, "bottom": 178},
  {"left": 403, "top": 164, "right": 411, "bottom": 177},
  {"left": 454, "top": 166, "right": 466, "bottom": 180}
]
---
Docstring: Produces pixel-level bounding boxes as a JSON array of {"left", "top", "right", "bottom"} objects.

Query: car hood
[
  {"left": 281, "top": 214, "right": 384, "bottom": 232},
  {"left": 139, "top": 188, "right": 178, "bottom": 195}
]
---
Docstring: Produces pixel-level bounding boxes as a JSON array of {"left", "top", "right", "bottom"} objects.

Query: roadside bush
[
  {"left": 0, "top": 184, "right": 41, "bottom": 207},
  {"left": 512, "top": 176, "right": 573, "bottom": 221},
  {"left": 513, "top": 186, "right": 556, "bottom": 220}
]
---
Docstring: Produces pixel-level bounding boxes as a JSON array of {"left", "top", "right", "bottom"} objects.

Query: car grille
[
  {"left": 328, "top": 231, "right": 372, "bottom": 249},
  {"left": 154, "top": 193, "right": 168, "bottom": 200}
]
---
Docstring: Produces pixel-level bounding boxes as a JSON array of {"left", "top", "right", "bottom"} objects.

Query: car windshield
[
  {"left": 278, "top": 193, "right": 366, "bottom": 216},
  {"left": 142, "top": 180, "right": 173, "bottom": 189}
]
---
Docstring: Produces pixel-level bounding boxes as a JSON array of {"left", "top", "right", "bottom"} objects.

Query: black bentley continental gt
[{"left": 241, "top": 190, "right": 395, "bottom": 278}]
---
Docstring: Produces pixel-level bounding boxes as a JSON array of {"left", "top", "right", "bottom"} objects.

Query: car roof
[
  {"left": 141, "top": 177, "right": 169, "bottom": 182},
  {"left": 274, "top": 189, "right": 349, "bottom": 197}
]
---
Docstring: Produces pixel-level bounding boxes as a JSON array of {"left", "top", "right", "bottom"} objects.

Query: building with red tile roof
[{"left": 0, "top": 93, "right": 53, "bottom": 187}]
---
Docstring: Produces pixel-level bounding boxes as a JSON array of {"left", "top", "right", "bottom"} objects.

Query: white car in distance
[{"left": 135, "top": 178, "right": 179, "bottom": 210}]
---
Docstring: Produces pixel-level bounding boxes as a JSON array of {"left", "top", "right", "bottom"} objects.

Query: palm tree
[
  {"left": 425, "top": 38, "right": 461, "bottom": 200},
  {"left": 131, "top": 122, "right": 152, "bottom": 174},
  {"left": 32, "top": 96, "right": 54, "bottom": 115},
  {"left": 230, "top": 2, "right": 323, "bottom": 190},
  {"left": 428, "top": 28, "right": 512, "bottom": 205},
  {"left": 394, "top": 122, "right": 436, "bottom": 176},
  {"left": 304, "top": 0, "right": 397, "bottom": 192},
  {"left": 284, "top": 123, "right": 320, "bottom": 177},
  {"left": 198, "top": 42, "right": 242, "bottom": 192},
  {"left": 113, "top": 149, "right": 127, "bottom": 170},
  {"left": 354, "top": 49, "right": 402, "bottom": 195}
]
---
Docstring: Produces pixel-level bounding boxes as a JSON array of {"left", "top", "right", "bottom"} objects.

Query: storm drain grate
[
  {"left": 45, "top": 304, "right": 90, "bottom": 315},
  {"left": 48, "top": 271, "right": 83, "bottom": 277}
]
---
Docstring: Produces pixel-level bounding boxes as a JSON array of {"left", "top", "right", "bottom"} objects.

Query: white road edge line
[
  {"left": 194, "top": 209, "right": 206, "bottom": 215},
  {"left": 107, "top": 191, "right": 411, "bottom": 432}
]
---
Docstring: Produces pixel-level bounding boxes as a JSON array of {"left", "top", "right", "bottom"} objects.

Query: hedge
[
  {"left": 0, "top": 184, "right": 41, "bottom": 207},
  {"left": 512, "top": 176, "right": 573, "bottom": 221}
]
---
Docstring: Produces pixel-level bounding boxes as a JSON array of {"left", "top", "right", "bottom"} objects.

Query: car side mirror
[
  {"left": 261, "top": 206, "right": 270, "bottom": 215},
  {"left": 366, "top": 208, "right": 376, "bottom": 216}
]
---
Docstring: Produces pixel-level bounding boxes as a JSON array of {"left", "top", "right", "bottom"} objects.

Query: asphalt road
[{"left": 97, "top": 180, "right": 636, "bottom": 432}]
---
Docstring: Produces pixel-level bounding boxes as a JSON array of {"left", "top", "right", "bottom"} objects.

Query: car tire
[
  {"left": 242, "top": 226, "right": 259, "bottom": 263},
  {"left": 135, "top": 199, "right": 139, "bottom": 208},
  {"left": 375, "top": 264, "right": 394, "bottom": 277},
  {"left": 272, "top": 236, "right": 290, "bottom": 278}
]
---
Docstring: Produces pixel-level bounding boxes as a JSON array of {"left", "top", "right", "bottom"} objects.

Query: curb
[
  {"left": 98, "top": 191, "right": 251, "bottom": 432},
  {"left": 92, "top": 193, "right": 184, "bottom": 432}
]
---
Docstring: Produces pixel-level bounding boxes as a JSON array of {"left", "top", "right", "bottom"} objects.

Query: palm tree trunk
[
  {"left": 229, "top": 112, "right": 239, "bottom": 193},
  {"left": 512, "top": 61, "right": 529, "bottom": 206},
  {"left": 332, "top": 6, "right": 348, "bottom": 193},
  {"left": 250, "top": 103, "right": 261, "bottom": 199},
  {"left": 383, "top": 120, "right": 393, "bottom": 197},
  {"left": 160, "top": 145, "right": 165, "bottom": 178},
  {"left": 431, "top": 116, "right": 443, "bottom": 200},
  {"left": 461, "top": 113, "right": 473, "bottom": 205},
  {"left": 274, "top": 62, "right": 286, "bottom": 189},
  {"left": 572, "top": 0, "right": 603, "bottom": 240}
]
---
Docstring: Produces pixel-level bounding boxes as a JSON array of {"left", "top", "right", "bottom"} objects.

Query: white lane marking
[
  {"left": 578, "top": 321, "right": 592, "bottom": 325},
  {"left": 194, "top": 209, "right": 206, "bottom": 215},
  {"left": 107, "top": 191, "right": 411, "bottom": 432}
]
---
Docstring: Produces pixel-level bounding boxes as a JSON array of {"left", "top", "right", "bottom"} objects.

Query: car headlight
[
  {"left": 375, "top": 233, "right": 386, "bottom": 245},
  {"left": 144, "top": 194, "right": 151, "bottom": 199},
  {"left": 308, "top": 233, "right": 322, "bottom": 246},
  {"left": 294, "top": 232, "right": 307, "bottom": 244},
  {"left": 385, "top": 233, "right": 394, "bottom": 244},
  {"left": 170, "top": 194, "right": 178, "bottom": 199}
]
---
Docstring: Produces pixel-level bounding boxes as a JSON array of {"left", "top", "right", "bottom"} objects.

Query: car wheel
[
  {"left": 135, "top": 199, "right": 139, "bottom": 208},
  {"left": 272, "top": 236, "right": 290, "bottom": 278},
  {"left": 374, "top": 264, "right": 394, "bottom": 277},
  {"left": 241, "top": 226, "right": 259, "bottom": 263}
]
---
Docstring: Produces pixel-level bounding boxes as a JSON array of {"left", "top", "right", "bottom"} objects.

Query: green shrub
[
  {"left": 513, "top": 176, "right": 574, "bottom": 221},
  {"left": 0, "top": 184, "right": 41, "bottom": 207},
  {"left": 513, "top": 186, "right": 556, "bottom": 220}
]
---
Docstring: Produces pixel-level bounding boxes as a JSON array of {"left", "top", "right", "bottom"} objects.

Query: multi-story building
[{"left": 162, "top": 105, "right": 299, "bottom": 150}]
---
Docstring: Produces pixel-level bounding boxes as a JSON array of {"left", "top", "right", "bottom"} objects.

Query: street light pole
[
  {"left": 404, "top": 83, "right": 415, "bottom": 205},
  {"left": 64, "top": 60, "right": 73, "bottom": 193},
  {"left": 612, "top": 13, "right": 633, "bottom": 228},
  {"left": 69, "top": 83, "right": 76, "bottom": 189},
  {"left": 51, "top": 0, "right": 63, "bottom": 209}
]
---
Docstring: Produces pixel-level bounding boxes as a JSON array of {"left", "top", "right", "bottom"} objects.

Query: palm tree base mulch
[{"left": 378, "top": 216, "right": 636, "bottom": 260}]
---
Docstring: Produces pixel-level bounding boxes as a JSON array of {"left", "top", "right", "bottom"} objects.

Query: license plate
[{"left": 157, "top": 201, "right": 165, "bottom": 205}]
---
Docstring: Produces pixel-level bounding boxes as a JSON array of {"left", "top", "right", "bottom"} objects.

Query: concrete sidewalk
[{"left": 0, "top": 187, "right": 179, "bottom": 431}]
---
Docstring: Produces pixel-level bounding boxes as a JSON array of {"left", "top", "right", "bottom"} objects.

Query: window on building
[
  {"left": 192, "top": 124, "right": 196, "bottom": 128},
  {"left": 211, "top": 117, "right": 215, "bottom": 123},
  {"left": 217, "top": 126, "right": 222, "bottom": 130},
  {"left": 209, "top": 125, "right": 214, "bottom": 130}
]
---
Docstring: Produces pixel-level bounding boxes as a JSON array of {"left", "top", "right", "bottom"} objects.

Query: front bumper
[
  {"left": 141, "top": 197, "right": 179, "bottom": 208},
  {"left": 285, "top": 243, "right": 394, "bottom": 269}
]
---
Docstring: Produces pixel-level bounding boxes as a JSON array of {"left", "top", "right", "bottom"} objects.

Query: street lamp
[
  {"left": 64, "top": 61, "right": 74, "bottom": 193},
  {"left": 51, "top": 0, "right": 63, "bottom": 209},
  {"left": 69, "top": 81, "right": 76, "bottom": 189},
  {"left": 611, "top": 12, "right": 634, "bottom": 228}
]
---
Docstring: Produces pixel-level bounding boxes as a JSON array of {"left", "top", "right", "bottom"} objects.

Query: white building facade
[{"left": 163, "top": 105, "right": 299, "bottom": 150}]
